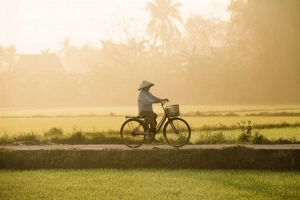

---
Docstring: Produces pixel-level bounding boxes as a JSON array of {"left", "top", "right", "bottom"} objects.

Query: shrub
[
  {"left": 251, "top": 132, "right": 270, "bottom": 144},
  {"left": 68, "top": 132, "right": 86, "bottom": 144},
  {"left": 237, "top": 121, "right": 252, "bottom": 143},
  {"left": 44, "top": 127, "right": 64, "bottom": 137},
  {"left": 224, "top": 112, "right": 239, "bottom": 117}
]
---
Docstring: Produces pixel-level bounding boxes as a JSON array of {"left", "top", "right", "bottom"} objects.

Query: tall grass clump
[
  {"left": 275, "top": 137, "right": 298, "bottom": 144},
  {"left": 0, "top": 132, "right": 12, "bottom": 144},
  {"left": 194, "top": 130, "right": 229, "bottom": 144},
  {"left": 15, "top": 132, "right": 41, "bottom": 144}
]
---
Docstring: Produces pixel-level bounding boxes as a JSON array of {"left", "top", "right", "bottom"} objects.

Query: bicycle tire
[
  {"left": 163, "top": 117, "right": 191, "bottom": 147},
  {"left": 120, "top": 119, "right": 146, "bottom": 148}
]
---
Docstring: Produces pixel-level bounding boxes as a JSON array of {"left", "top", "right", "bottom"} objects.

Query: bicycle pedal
[{"left": 147, "top": 131, "right": 154, "bottom": 140}]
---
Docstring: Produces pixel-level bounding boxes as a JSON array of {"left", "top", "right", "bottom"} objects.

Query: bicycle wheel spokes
[
  {"left": 120, "top": 119, "right": 146, "bottom": 148},
  {"left": 164, "top": 118, "right": 191, "bottom": 147}
]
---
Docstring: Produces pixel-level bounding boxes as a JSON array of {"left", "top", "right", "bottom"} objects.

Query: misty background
[{"left": 0, "top": 0, "right": 299, "bottom": 108}]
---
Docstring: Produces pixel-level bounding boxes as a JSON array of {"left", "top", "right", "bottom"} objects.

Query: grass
[
  {"left": 1, "top": 116, "right": 299, "bottom": 134},
  {"left": 1, "top": 105, "right": 298, "bottom": 117},
  {"left": 1, "top": 125, "right": 299, "bottom": 145},
  {"left": 1, "top": 119, "right": 300, "bottom": 145},
  {"left": 0, "top": 116, "right": 125, "bottom": 134},
  {"left": 1, "top": 169, "right": 300, "bottom": 200},
  {"left": 1, "top": 106, "right": 300, "bottom": 144}
]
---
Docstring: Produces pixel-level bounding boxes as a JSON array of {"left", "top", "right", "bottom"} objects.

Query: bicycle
[{"left": 120, "top": 100, "right": 191, "bottom": 148}]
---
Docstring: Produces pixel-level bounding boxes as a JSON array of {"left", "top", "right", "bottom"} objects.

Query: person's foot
[{"left": 147, "top": 131, "right": 154, "bottom": 140}]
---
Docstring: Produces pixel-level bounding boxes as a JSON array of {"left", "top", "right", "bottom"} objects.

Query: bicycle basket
[{"left": 165, "top": 105, "right": 180, "bottom": 117}]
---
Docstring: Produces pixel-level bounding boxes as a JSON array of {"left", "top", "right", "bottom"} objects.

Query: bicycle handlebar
[{"left": 161, "top": 99, "right": 169, "bottom": 106}]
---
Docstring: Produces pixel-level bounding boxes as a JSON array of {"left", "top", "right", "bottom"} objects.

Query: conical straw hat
[{"left": 138, "top": 80, "right": 154, "bottom": 90}]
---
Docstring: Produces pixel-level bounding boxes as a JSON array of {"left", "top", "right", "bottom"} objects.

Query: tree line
[{"left": 0, "top": 0, "right": 299, "bottom": 107}]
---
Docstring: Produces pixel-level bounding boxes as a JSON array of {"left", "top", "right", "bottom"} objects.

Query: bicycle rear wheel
[
  {"left": 120, "top": 119, "right": 146, "bottom": 148},
  {"left": 163, "top": 117, "right": 191, "bottom": 147}
]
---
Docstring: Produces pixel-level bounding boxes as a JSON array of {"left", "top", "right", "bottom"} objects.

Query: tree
[
  {"left": 41, "top": 48, "right": 51, "bottom": 54},
  {"left": 145, "top": 0, "right": 183, "bottom": 50},
  {"left": 59, "top": 37, "right": 71, "bottom": 57},
  {"left": 228, "top": 0, "right": 300, "bottom": 103},
  {"left": 182, "top": 15, "right": 247, "bottom": 103},
  {"left": 1, "top": 45, "right": 18, "bottom": 106},
  {"left": 0, "top": 46, "right": 6, "bottom": 106},
  {"left": 0, "top": 46, "right": 5, "bottom": 70}
]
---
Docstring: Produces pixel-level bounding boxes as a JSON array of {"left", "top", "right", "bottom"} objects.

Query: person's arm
[
  {"left": 148, "top": 92, "right": 165, "bottom": 103},
  {"left": 139, "top": 91, "right": 157, "bottom": 104}
]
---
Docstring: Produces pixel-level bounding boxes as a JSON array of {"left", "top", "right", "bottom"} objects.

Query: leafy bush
[
  {"left": 224, "top": 112, "right": 239, "bottom": 117},
  {"left": 66, "top": 132, "right": 86, "bottom": 144},
  {"left": 251, "top": 132, "right": 270, "bottom": 144},
  {"left": 44, "top": 127, "right": 64, "bottom": 137},
  {"left": 237, "top": 121, "right": 252, "bottom": 143}
]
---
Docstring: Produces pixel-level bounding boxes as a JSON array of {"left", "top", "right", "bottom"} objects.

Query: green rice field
[
  {"left": 1, "top": 106, "right": 300, "bottom": 199},
  {"left": 1, "top": 105, "right": 300, "bottom": 117},
  {"left": 1, "top": 169, "right": 300, "bottom": 200},
  {"left": 1, "top": 105, "right": 300, "bottom": 141}
]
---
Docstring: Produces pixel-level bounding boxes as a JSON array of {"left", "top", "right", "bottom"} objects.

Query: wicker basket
[{"left": 165, "top": 105, "right": 180, "bottom": 117}]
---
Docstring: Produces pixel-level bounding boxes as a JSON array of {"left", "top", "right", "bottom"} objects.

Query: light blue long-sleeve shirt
[{"left": 138, "top": 90, "right": 162, "bottom": 114}]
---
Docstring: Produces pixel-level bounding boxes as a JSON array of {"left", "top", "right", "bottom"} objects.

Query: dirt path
[{"left": 1, "top": 144, "right": 300, "bottom": 150}]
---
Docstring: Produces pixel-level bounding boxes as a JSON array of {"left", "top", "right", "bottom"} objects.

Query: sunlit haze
[
  {"left": 1, "top": 0, "right": 230, "bottom": 54},
  {"left": 1, "top": 0, "right": 299, "bottom": 108}
]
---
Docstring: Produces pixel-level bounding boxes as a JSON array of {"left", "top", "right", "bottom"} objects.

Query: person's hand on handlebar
[{"left": 161, "top": 99, "right": 169, "bottom": 104}]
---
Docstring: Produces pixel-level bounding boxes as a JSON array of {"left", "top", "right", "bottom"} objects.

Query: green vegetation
[
  {"left": 1, "top": 106, "right": 300, "bottom": 145},
  {"left": 1, "top": 169, "right": 300, "bottom": 200},
  {"left": 0, "top": 129, "right": 122, "bottom": 145},
  {"left": 1, "top": 120, "right": 300, "bottom": 145}
]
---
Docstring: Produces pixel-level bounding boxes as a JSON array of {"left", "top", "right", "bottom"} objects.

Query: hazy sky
[{"left": 0, "top": 0, "right": 230, "bottom": 54}]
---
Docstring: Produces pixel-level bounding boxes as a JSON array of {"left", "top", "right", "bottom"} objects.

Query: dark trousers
[{"left": 139, "top": 111, "right": 157, "bottom": 131}]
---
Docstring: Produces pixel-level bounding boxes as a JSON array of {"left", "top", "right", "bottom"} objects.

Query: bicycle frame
[
  {"left": 155, "top": 102, "right": 172, "bottom": 133},
  {"left": 129, "top": 101, "right": 173, "bottom": 134}
]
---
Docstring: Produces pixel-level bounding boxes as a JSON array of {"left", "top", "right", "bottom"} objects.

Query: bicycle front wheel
[
  {"left": 163, "top": 117, "right": 191, "bottom": 147},
  {"left": 120, "top": 119, "right": 146, "bottom": 148}
]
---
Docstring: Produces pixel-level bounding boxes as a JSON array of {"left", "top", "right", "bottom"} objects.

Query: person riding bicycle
[{"left": 138, "top": 80, "right": 167, "bottom": 142}]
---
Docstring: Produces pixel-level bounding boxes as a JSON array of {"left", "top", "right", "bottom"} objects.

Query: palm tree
[
  {"left": 145, "top": 0, "right": 183, "bottom": 48},
  {"left": 59, "top": 37, "right": 71, "bottom": 57},
  {"left": 41, "top": 48, "right": 50, "bottom": 54}
]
